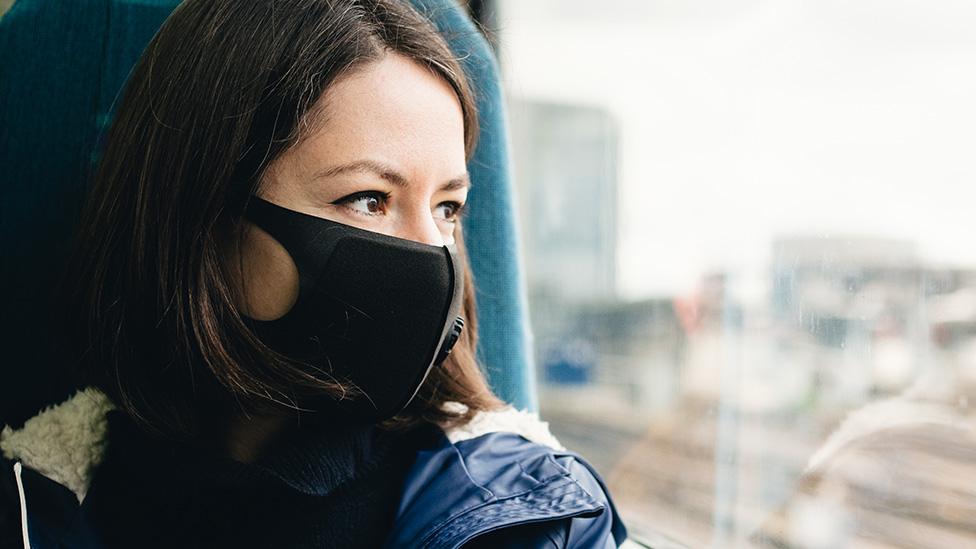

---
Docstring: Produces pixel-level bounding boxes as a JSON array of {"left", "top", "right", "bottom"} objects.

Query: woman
[{"left": 0, "top": 0, "right": 627, "bottom": 547}]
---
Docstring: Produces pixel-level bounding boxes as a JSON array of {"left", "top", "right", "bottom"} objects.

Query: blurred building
[
  {"left": 510, "top": 99, "right": 619, "bottom": 302},
  {"left": 509, "top": 99, "right": 689, "bottom": 416}
]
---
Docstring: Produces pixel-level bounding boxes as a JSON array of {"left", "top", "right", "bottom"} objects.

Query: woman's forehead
[{"left": 280, "top": 53, "right": 468, "bottom": 185}]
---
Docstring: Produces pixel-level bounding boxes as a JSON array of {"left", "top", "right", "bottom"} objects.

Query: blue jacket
[{"left": 1, "top": 391, "right": 627, "bottom": 548}]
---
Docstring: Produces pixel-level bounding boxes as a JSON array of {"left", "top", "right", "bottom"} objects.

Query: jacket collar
[{"left": 0, "top": 388, "right": 114, "bottom": 503}]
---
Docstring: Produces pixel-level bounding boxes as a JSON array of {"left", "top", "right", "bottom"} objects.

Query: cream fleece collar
[{"left": 1, "top": 388, "right": 115, "bottom": 502}]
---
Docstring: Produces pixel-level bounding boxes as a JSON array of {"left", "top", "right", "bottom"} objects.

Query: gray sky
[{"left": 498, "top": 0, "right": 976, "bottom": 300}]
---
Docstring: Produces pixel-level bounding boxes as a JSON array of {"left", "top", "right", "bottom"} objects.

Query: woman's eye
[
  {"left": 332, "top": 191, "right": 389, "bottom": 216},
  {"left": 435, "top": 201, "right": 466, "bottom": 222}
]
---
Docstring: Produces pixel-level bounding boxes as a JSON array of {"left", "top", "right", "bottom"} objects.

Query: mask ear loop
[
  {"left": 433, "top": 316, "right": 464, "bottom": 365},
  {"left": 431, "top": 243, "right": 466, "bottom": 366}
]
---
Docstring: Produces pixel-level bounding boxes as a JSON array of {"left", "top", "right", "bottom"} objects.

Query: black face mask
[{"left": 241, "top": 197, "right": 465, "bottom": 421}]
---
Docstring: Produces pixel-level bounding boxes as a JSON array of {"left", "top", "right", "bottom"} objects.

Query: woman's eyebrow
[
  {"left": 441, "top": 174, "right": 471, "bottom": 191},
  {"left": 313, "top": 159, "right": 470, "bottom": 191}
]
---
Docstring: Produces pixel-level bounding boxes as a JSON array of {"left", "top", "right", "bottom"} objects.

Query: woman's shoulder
[
  {"left": 385, "top": 404, "right": 628, "bottom": 548},
  {"left": 1, "top": 392, "right": 628, "bottom": 548}
]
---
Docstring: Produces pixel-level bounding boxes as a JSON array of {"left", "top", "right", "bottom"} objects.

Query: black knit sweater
[{"left": 84, "top": 411, "right": 432, "bottom": 548}]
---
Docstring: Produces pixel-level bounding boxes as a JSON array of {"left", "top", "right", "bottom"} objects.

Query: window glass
[{"left": 498, "top": 1, "right": 976, "bottom": 546}]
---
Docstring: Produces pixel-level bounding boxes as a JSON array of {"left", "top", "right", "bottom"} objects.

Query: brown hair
[{"left": 67, "top": 0, "right": 501, "bottom": 440}]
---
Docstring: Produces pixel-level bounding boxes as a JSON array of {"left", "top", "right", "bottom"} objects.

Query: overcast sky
[{"left": 497, "top": 0, "right": 976, "bottom": 300}]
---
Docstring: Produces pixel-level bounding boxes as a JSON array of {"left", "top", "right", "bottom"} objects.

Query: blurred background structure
[{"left": 495, "top": 0, "right": 976, "bottom": 547}]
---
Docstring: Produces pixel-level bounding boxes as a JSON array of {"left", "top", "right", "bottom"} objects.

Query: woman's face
[{"left": 231, "top": 53, "right": 470, "bottom": 320}]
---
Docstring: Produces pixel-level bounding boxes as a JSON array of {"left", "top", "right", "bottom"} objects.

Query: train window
[{"left": 498, "top": 1, "right": 976, "bottom": 546}]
